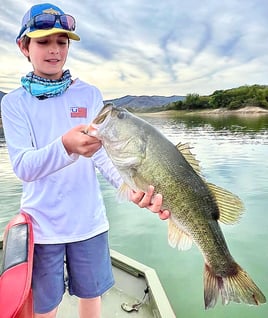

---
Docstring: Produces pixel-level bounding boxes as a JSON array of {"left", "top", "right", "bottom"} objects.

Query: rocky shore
[
  {"left": 198, "top": 106, "right": 268, "bottom": 115},
  {"left": 139, "top": 106, "right": 268, "bottom": 117}
]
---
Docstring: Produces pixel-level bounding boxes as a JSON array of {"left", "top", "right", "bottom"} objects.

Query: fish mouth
[
  {"left": 93, "top": 103, "right": 114, "bottom": 125},
  {"left": 84, "top": 103, "right": 114, "bottom": 136}
]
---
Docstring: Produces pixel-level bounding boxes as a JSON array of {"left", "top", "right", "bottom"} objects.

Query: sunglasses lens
[
  {"left": 34, "top": 14, "right": 55, "bottom": 29},
  {"left": 33, "top": 14, "right": 76, "bottom": 31},
  {"left": 60, "top": 15, "right": 76, "bottom": 31}
]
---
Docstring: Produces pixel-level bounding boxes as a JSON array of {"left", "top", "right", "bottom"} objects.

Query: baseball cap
[{"left": 16, "top": 3, "right": 80, "bottom": 43}]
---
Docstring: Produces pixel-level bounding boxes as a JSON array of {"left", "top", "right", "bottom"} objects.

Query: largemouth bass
[{"left": 87, "top": 104, "right": 266, "bottom": 309}]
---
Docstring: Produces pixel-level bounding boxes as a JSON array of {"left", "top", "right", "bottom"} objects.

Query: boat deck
[
  {"left": 0, "top": 244, "right": 175, "bottom": 317},
  {"left": 58, "top": 263, "right": 158, "bottom": 317}
]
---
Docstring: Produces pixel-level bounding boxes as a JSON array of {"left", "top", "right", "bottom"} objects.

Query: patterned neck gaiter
[{"left": 21, "top": 70, "right": 72, "bottom": 100}]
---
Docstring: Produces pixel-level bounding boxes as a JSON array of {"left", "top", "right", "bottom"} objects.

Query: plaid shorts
[{"left": 32, "top": 231, "right": 114, "bottom": 314}]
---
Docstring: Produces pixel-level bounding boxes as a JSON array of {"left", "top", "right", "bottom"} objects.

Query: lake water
[{"left": 0, "top": 112, "right": 268, "bottom": 317}]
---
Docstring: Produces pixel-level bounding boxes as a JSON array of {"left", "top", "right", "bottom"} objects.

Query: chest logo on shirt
[{"left": 70, "top": 107, "right": 87, "bottom": 118}]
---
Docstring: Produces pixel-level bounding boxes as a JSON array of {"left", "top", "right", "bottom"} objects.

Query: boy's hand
[
  {"left": 62, "top": 124, "right": 102, "bottom": 157},
  {"left": 131, "top": 185, "right": 170, "bottom": 220}
]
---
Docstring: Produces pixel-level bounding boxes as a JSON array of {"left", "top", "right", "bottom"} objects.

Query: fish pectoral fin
[
  {"left": 117, "top": 174, "right": 150, "bottom": 203},
  {"left": 168, "top": 218, "right": 193, "bottom": 251},
  {"left": 117, "top": 182, "right": 133, "bottom": 202},
  {"left": 207, "top": 183, "right": 244, "bottom": 224},
  {"left": 176, "top": 142, "right": 202, "bottom": 175},
  {"left": 132, "top": 175, "right": 149, "bottom": 193}
]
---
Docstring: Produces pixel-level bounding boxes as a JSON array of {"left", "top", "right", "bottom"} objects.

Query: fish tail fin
[{"left": 204, "top": 263, "right": 266, "bottom": 309}]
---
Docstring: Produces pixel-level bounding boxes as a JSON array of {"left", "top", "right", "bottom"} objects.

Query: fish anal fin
[
  {"left": 176, "top": 142, "right": 202, "bottom": 175},
  {"left": 204, "top": 263, "right": 266, "bottom": 309},
  {"left": 207, "top": 183, "right": 244, "bottom": 224},
  {"left": 168, "top": 218, "right": 193, "bottom": 251}
]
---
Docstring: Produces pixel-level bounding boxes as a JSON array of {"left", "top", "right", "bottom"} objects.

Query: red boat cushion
[{"left": 0, "top": 212, "right": 34, "bottom": 317}]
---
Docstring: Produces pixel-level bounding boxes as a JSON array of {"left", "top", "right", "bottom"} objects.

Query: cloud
[{"left": 0, "top": 0, "right": 268, "bottom": 99}]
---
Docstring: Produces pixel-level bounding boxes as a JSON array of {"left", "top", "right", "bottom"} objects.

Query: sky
[{"left": 0, "top": 0, "right": 267, "bottom": 100}]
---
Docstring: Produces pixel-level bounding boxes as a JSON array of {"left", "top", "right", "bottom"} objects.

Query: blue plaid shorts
[{"left": 32, "top": 231, "right": 114, "bottom": 314}]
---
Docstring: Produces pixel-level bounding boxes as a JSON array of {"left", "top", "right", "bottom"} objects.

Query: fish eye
[{"left": 117, "top": 110, "right": 126, "bottom": 119}]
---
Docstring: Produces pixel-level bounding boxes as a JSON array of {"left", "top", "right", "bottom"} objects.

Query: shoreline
[
  {"left": 138, "top": 106, "right": 268, "bottom": 117},
  {"left": 1, "top": 107, "right": 268, "bottom": 128}
]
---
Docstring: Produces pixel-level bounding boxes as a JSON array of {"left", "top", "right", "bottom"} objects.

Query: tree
[{"left": 184, "top": 93, "right": 202, "bottom": 110}]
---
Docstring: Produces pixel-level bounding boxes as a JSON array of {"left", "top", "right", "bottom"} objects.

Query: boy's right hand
[{"left": 62, "top": 124, "right": 102, "bottom": 157}]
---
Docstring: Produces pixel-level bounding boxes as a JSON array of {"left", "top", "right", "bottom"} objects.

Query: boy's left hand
[{"left": 131, "top": 185, "right": 170, "bottom": 220}]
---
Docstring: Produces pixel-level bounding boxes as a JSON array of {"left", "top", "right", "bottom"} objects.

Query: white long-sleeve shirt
[{"left": 1, "top": 79, "right": 122, "bottom": 243}]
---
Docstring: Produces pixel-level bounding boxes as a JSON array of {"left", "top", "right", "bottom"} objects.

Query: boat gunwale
[{"left": 110, "top": 249, "right": 176, "bottom": 317}]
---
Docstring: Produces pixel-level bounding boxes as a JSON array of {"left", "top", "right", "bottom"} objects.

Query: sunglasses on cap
[{"left": 17, "top": 13, "right": 76, "bottom": 40}]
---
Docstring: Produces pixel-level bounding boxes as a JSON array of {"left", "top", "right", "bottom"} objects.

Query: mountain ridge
[
  {"left": 0, "top": 91, "right": 185, "bottom": 116},
  {"left": 104, "top": 94, "right": 185, "bottom": 109}
]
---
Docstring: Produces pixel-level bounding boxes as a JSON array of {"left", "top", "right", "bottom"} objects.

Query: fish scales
[{"left": 87, "top": 104, "right": 266, "bottom": 309}]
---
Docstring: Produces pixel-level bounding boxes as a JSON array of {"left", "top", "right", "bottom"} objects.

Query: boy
[{"left": 1, "top": 3, "right": 169, "bottom": 318}]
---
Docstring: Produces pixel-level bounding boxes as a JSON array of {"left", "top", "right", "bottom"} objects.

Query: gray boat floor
[
  {"left": 0, "top": 247, "right": 175, "bottom": 317},
  {"left": 58, "top": 282, "right": 156, "bottom": 317},
  {"left": 57, "top": 250, "right": 175, "bottom": 317}
]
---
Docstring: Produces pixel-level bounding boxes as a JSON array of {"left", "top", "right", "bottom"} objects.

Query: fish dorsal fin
[
  {"left": 168, "top": 217, "right": 193, "bottom": 251},
  {"left": 176, "top": 142, "right": 202, "bottom": 175},
  {"left": 207, "top": 182, "right": 244, "bottom": 224}
]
